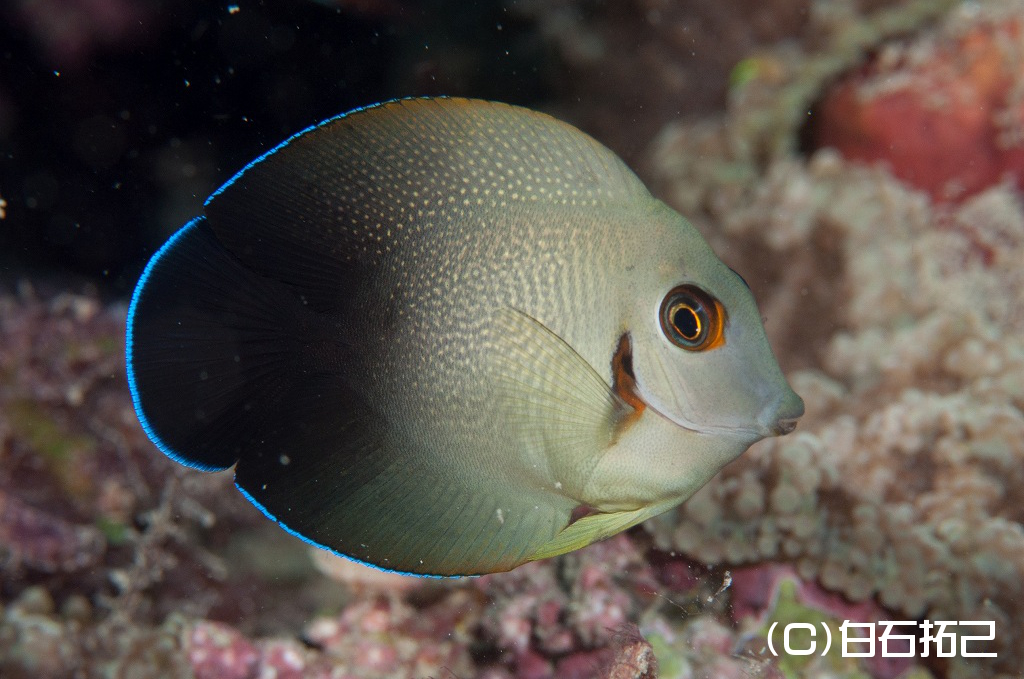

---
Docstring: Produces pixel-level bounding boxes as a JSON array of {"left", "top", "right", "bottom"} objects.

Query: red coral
[{"left": 815, "top": 13, "right": 1024, "bottom": 202}]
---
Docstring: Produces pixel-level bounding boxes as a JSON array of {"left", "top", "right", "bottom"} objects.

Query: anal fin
[{"left": 527, "top": 503, "right": 670, "bottom": 562}]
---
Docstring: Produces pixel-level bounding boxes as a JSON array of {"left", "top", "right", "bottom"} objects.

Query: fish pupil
[{"left": 672, "top": 305, "right": 701, "bottom": 340}]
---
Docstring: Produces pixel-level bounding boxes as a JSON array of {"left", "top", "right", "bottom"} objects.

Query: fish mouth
[
  {"left": 758, "top": 388, "right": 804, "bottom": 437},
  {"left": 647, "top": 395, "right": 766, "bottom": 441},
  {"left": 611, "top": 332, "right": 801, "bottom": 442},
  {"left": 774, "top": 418, "right": 799, "bottom": 435}
]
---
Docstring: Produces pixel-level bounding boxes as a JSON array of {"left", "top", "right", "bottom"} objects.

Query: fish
[{"left": 126, "top": 97, "right": 803, "bottom": 577}]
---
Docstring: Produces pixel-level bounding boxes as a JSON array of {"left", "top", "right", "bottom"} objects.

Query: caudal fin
[{"left": 126, "top": 217, "right": 307, "bottom": 470}]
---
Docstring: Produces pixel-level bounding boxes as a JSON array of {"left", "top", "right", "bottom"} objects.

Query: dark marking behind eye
[
  {"left": 729, "top": 267, "right": 751, "bottom": 290},
  {"left": 610, "top": 333, "right": 646, "bottom": 441}
]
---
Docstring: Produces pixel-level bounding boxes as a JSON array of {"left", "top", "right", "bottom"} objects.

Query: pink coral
[
  {"left": 186, "top": 621, "right": 260, "bottom": 679},
  {"left": 603, "top": 625, "right": 657, "bottom": 679},
  {"left": 257, "top": 640, "right": 310, "bottom": 679},
  {"left": 474, "top": 532, "right": 661, "bottom": 677},
  {"left": 302, "top": 594, "right": 477, "bottom": 678},
  {"left": 816, "top": 5, "right": 1024, "bottom": 202}
]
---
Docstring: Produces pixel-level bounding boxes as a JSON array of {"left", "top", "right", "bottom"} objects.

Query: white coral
[{"left": 647, "top": 130, "right": 1024, "bottom": 671}]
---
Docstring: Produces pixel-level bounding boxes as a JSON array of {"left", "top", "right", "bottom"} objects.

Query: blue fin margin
[{"left": 126, "top": 217, "right": 226, "bottom": 473}]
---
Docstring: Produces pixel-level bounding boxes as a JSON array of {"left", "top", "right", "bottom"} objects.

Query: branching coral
[{"left": 646, "top": 5, "right": 1024, "bottom": 671}]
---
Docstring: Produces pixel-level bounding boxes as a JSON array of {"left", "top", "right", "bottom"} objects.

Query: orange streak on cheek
[{"left": 612, "top": 334, "right": 646, "bottom": 437}]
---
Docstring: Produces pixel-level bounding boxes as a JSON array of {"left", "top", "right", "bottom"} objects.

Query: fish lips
[{"left": 632, "top": 378, "right": 804, "bottom": 442}]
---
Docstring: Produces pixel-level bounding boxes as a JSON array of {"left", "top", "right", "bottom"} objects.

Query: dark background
[
  {"left": 0, "top": 0, "right": 554, "bottom": 295},
  {"left": 0, "top": 0, "right": 808, "bottom": 296}
]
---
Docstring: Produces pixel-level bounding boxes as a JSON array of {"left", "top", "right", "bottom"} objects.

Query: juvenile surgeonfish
[{"left": 126, "top": 98, "right": 803, "bottom": 576}]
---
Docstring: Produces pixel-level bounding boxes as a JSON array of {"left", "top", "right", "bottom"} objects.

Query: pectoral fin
[{"left": 490, "top": 306, "right": 630, "bottom": 492}]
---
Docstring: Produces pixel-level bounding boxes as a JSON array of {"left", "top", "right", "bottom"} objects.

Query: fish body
[{"left": 126, "top": 98, "right": 802, "bottom": 576}]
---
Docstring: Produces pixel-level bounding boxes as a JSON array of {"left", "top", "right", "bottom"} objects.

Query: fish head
[{"left": 621, "top": 205, "right": 804, "bottom": 450}]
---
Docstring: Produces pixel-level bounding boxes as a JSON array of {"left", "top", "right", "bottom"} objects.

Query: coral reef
[
  {"left": 5, "top": 1, "right": 1024, "bottom": 678},
  {"left": 472, "top": 534, "right": 660, "bottom": 678},
  {"left": 815, "top": 3, "right": 1024, "bottom": 202},
  {"left": 648, "top": 0, "right": 960, "bottom": 220},
  {"left": 0, "top": 282, "right": 754, "bottom": 677},
  {"left": 0, "top": 490, "right": 105, "bottom": 572},
  {"left": 646, "top": 2, "right": 1024, "bottom": 677},
  {"left": 183, "top": 593, "right": 480, "bottom": 679},
  {"left": 510, "top": 0, "right": 813, "bottom": 164},
  {"left": 512, "top": 0, "right": 957, "bottom": 167},
  {"left": 0, "top": 282, "right": 481, "bottom": 677}
]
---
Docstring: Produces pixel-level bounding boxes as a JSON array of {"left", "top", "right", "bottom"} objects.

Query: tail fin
[
  {"left": 126, "top": 217, "right": 307, "bottom": 470},
  {"left": 124, "top": 216, "right": 535, "bottom": 577}
]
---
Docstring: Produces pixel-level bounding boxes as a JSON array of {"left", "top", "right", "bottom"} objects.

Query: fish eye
[{"left": 659, "top": 285, "right": 726, "bottom": 351}]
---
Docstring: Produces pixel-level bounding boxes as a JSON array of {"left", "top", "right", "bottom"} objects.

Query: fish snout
[{"left": 759, "top": 388, "right": 805, "bottom": 437}]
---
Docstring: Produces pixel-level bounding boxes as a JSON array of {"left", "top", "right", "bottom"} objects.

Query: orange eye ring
[{"left": 659, "top": 285, "right": 725, "bottom": 351}]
